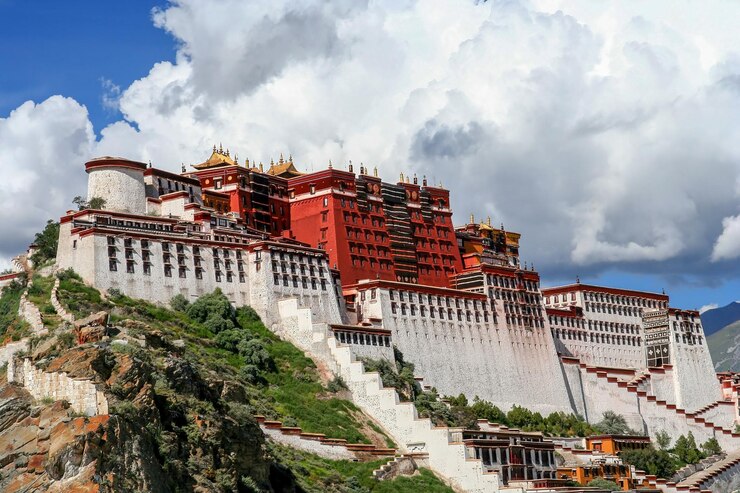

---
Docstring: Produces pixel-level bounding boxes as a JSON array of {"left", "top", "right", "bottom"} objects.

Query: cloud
[
  {"left": 2, "top": 0, "right": 740, "bottom": 287},
  {"left": 712, "top": 214, "right": 740, "bottom": 261},
  {"left": 699, "top": 303, "right": 719, "bottom": 314},
  {"left": 0, "top": 96, "right": 93, "bottom": 265}
]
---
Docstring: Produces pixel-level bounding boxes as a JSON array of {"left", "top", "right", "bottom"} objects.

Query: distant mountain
[
  {"left": 708, "top": 320, "right": 740, "bottom": 371},
  {"left": 701, "top": 302, "right": 740, "bottom": 337}
]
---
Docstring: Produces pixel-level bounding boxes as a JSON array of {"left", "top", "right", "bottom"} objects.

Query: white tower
[{"left": 85, "top": 157, "right": 147, "bottom": 214}]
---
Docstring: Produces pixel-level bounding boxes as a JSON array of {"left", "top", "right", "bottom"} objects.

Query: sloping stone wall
[
  {"left": 50, "top": 278, "right": 74, "bottom": 323},
  {"left": 8, "top": 358, "right": 108, "bottom": 417}
]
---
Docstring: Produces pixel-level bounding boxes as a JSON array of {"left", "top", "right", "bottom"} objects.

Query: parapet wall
[{"left": 8, "top": 358, "right": 108, "bottom": 416}]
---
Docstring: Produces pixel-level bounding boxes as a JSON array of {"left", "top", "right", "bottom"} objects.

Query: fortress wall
[
  {"left": 559, "top": 361, "right": 587, "bottom": 419},
  {"left": 647, "top": 368, "right": 677, "bottom": 405},
  {"left": 578, "top": 368, "right": 645, "bottom": 432},
  {"left": 697, "top": 403, "right": 737, "bottom": 429},
  {"left": 358, "top": 289, "right": 572, "bottom": 414},
  {"left": 8, "top": 358, "right": 108, "bottom": 416},
  {"left": 248, "top": 250, "right": 343, "bottom": 329},
  {"left": 0, "top": 340, "right": 29, "bottom": 367},
  {"left": 671, "top": 342, "right": 722, "bottom": 413},
  {"left": 551, "top": 335, "right": 644, "bottom": 369}
]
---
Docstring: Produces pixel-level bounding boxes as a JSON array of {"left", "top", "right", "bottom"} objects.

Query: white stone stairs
[
  {"left": 585, "top": 366, "right": 740, "bottom": 451},
  {"left": 677, "top": 449, "right": 740, "bottom": 490},
  {"left": 275, "top": 298, "right": 503, "bottom": 493}
]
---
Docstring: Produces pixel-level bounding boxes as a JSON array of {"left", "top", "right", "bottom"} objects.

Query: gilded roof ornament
[
  {"left": 374, "top": 166, "right": 378, "bottom": 177},
  {"left": 279, "top": 153, "right": 284, "bottom": 164}
]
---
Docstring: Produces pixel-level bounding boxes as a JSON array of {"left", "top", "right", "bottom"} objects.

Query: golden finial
[
  {"left": 279, "top": 153, "right": 284, "bottom": 164},
  {"left": 226, "top": 148, "right": 230, "bottom": 157},
  {"left": 270, "top": 158, "right": 274, "bottom": 166},
  {"left": 413, "top": 173, "right": 418, "bottom": 185},
  {"left": 234, "top": 154, "right": 238, "bottom": 164},
  {"left": 470, "top": 213, "right": 475, "bottom": 224},
  {"left": 219, "top": 143, "right": 223, "bottom": 154},
  {"left": 289, "top": 154, "right": 293, "bottom": 163},
  {"left": 360, "top": 162, "right": 365, "bottom": 175},
  {"left": 406, "top": 175, "right": 410, "bottom": 183},
  {"left": 245, "top": 157, "right": 250, "bottom": 166},
  {"left": 181, "top": 163, "right": 185, "bottom": 173},
  {"left": 328, "top": 159, "right": 333, "bottom": 169},
  {"left": 400, "top": 172, "right": 404, "bottom": 182},
  {"left": 348, "top": 160, "right": 353, "bottom": 173},
  {"left": 487, "top": 216, "right": 491, "bottom": 226},
  {"left": 213, "top": 144, "right": 217, "bottom": 153},
  {"left": 259, "top": 162, "right": 264, "bottom": 172},
  {"left": 373, "top": 166, "right": 378, "bottom": 177},
  {"left": 422, "top": 175, "right": 427, "bottom": 186}
]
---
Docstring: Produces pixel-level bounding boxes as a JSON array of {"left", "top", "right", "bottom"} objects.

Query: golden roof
[
  {"left": 266, "top": 154, "right": 303, "bottom": 178},
  {"left": 192, "top": 145, "right": 237, "bottom": 170}
]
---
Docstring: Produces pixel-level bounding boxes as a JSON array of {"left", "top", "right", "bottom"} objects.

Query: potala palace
[{"left": 9, "top": 148, "right": 740, "bottom": 492}]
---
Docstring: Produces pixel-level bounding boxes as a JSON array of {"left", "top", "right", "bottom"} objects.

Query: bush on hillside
[{"left": 170, "top": 294, "right": 190, "bottom": 312}]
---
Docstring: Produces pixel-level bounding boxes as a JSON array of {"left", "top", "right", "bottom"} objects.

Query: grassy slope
[
  {"left": 708, "top": 320, "right": 740, "bottom": 371},
  {"left": 55, "top": 274, "right": 388, "bottom": 445},
  {"left": 49, "top": 274, "right": 451, "bottom": 490}
]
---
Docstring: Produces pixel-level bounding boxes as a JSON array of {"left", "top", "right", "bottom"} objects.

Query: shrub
[
  {"left": 215, "top": 329, "right": 249, "bottom": 352},
  {"left": 240, "top": 364, "right": 262, "bottom": 384},
  {"left": 238, "top": 339, "right": 274, "bottom": 371},
  {"left": 107, "top": 288, "right": 122, "bottom": 299},
  {"left": 56, "top": 268, "right": 81, "bottom": 282},
  {"left": 170, "top": 294, "right": 189, "bottom": 312},
  {"left": 594, "top": 411, "right": 639, "bottom": 435},
  {"left": 186, "top": 289, "right": 235, "bottom": 324},
  {"left": 621, "top": 447, "right": 677, "bottom": 478},
  {"left": 203, "top": 314, "right": 235, "bottom": 334},
  {"left": 57, "top": 331, "right": 76, "bottom": 349},
  {"left": 587, "top": 478, "right": 620, "bottom": 491},
  {"left": 30, "top": 220, "right": 60, "bottom": 265},
  {"left": 702, "top": 437, "right": 722, "bottom": 457},
  {"left": 327, "top": 376, "right": 348, "bottom": 393}
]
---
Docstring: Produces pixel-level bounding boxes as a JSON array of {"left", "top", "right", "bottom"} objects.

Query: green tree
[
  {"left": 655, "top": 430, "right": 671, "bottom": 450},
  {"left": 88, "top": 196, "right": 106, "bottom": 210},
  {"left": 621, "top": 447, "right": 678, "bottom": 478},
  {"left": 701, "top": 437, "right": 722, "bottom": 457},
  {"left": 595, "top": 411, "right": 637, "bottom": 435},
  {"left": 673, "top": 432, "right": 704, "bottom": 465},
  {"left": 31, "top": 220, "right": 60, "bottom": 265},
  {"left": 587, "top": 478, "right": 620, "bottom": 491}
]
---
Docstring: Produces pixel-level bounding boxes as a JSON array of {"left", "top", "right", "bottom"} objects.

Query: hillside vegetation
[{"left": 0, "top": 272, "right": 452, "bottom": 492}]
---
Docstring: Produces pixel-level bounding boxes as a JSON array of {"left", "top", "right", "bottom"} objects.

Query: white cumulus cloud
[{"left": 1, "top": 0, "right": 740, "bottom": 285}]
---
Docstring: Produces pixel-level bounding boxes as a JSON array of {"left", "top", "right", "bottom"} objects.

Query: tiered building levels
[{"left": 52, "top": 149, "right": 735, "bottom": 488}]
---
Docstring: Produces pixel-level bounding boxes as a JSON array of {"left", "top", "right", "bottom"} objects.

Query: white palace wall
[
  {"left": 87, "top": 166, "right": 146, "bottom": 215},
  {"left": 356, "top": 287, "right": 573, "bottom": 415},
  {"left": 671, "top": 341, "right": 721, "bottom": 413}
]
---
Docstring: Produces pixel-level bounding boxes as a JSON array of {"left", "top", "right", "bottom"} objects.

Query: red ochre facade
[{"left": 187, "top": 149, "right": 518, "bottom": 290}]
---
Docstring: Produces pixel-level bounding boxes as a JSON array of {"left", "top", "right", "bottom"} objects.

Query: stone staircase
[
  {"left": 567, "top": 360, "right": 740, "bottom": 451},
  {"left": 275, "top": 298, "right": 503, "bottom": 493},
  {"left": 50, "top": 278, "right": 75, "bottom": 324},
  {"left": 372, "top": 453, "right": 427, "bottom": 480},
  {"left": 677, "top": 449, "right": 740, "bottom": 490},
  {"left": 255, "top": 415, "right": 395, "bottom": 460}
]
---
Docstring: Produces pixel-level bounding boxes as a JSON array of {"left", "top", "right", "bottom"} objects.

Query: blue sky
[
  {"left": 0, "top": 1, "right": 738, "bottom": 312},
  {"left": 0, "top": 1, "right": 173, "bottom": 132}
]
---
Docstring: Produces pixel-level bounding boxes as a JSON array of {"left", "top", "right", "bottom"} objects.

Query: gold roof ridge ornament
[{"left": 192, "top": 145, "right": 237, "bottom": 169}]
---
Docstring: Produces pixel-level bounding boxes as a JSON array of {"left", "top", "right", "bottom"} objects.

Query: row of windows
[
  {"left": 487, "top": 275, "right": 539, "bottom": 292},
  {"left": 108, "top": 258, "right": 247, "bottom": 283},
  {"left": 272, "top": 261, "right": 326, "bottom": 277},
  {"left": 273, "top": 273, "right": 327, "bottom": 291},
  {"left": 549, "top": 317, "right": 641, "bottom": 335},
  {"left": 552, "top": 328, "right": 643, "bottom": 346},
  {"left": 334, "top": 331, "right": 391, "bottom": 347},
  {"left": 575, "top": 291, "right": 668, "bottom": 309},
  {"left": 388, "top": 290, "right": 490, "bottom": 311},
  {"left": 390, "top": 302, "right": 493, "bottom": 323},
  {"left": 585, "top": 302, "right": 644, "bottom": 317}
]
